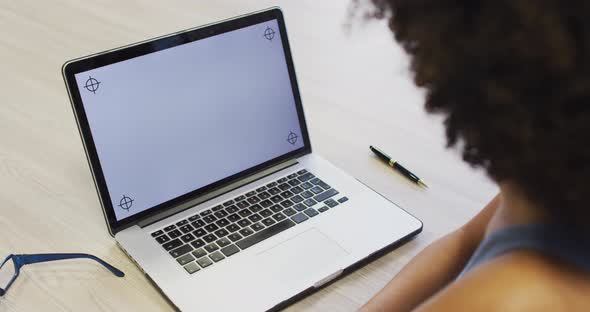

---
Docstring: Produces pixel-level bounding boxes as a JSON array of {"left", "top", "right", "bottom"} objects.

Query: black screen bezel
[{"left": 62, "top": 8, "right": 311, "bottom": 234}]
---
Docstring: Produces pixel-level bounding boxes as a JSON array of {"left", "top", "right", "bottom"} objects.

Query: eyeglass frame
[{"left": 0, "top": 253, "right": 124, "bottom": 296}]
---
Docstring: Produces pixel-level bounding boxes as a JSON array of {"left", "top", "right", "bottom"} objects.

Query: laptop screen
[{"left": 73, "top": 19, "right": 304, "bottom": 221}]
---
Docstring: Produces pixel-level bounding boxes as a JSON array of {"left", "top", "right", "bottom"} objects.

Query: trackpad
[{"left": 256, "top": 228, "right": 349, "bottom": 286}]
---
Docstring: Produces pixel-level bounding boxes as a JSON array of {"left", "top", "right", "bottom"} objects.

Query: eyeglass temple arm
[{"left": 16, "top": 253, "right": 125, "bottom": 277}]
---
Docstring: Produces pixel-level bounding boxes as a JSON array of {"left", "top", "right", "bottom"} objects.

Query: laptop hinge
[{"left": 137, "top": 159, "right": 299, "bottom": 228}]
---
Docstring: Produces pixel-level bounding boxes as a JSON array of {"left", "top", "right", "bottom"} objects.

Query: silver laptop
[{"left": 62, "top": 7, "right": 422, "bottom": 311}]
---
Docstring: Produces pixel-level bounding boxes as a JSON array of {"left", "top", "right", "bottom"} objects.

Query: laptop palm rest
[{"left": 256, "top": 228, "right": 349, "bottom": 286}]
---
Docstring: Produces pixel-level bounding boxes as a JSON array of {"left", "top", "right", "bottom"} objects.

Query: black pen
[{"left": 370, "top": 145, "right": 428, "bottom": 188}]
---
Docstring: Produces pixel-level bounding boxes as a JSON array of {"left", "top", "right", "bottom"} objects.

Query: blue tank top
[{"left": 459, "top": 223, "right": 590, "bottom": 278}]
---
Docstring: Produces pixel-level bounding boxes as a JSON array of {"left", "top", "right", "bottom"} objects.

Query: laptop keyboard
[{"left": 150, "top": 169, "right": 349, "bottom": 274}]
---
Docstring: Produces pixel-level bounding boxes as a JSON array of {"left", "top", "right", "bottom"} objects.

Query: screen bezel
[{"left": 62, "top": 8, "right": 311, "bottom": 234}]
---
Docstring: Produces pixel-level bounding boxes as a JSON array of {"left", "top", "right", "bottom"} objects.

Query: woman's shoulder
[{"left": 414, "top": 250, "right": 590, "bottom": 311}]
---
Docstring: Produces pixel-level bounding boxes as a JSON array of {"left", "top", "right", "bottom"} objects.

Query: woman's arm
[{"left": 360, "top": 194, "right": 501, "bottom": 312}]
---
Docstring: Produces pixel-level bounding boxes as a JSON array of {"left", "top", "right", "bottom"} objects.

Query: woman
[{"left": 359, "top": 1, "right": 590, "bottom": 311}]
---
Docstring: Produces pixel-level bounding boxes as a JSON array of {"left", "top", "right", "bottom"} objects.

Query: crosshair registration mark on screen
[
  {"left": 84, "top": 76, "right": 101, "bottom": 94},
  {"left": 119, "top": 195, "right": 134, "bottom": 211}
]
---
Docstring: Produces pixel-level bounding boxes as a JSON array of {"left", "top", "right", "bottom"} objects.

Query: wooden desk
[{"left": 0, "top": 1, "right": 497, "bottom": 311}]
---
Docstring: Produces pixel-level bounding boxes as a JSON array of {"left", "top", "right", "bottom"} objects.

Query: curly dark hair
[{"left": 360, "top": 0, "right": 590, "bottom": 227}]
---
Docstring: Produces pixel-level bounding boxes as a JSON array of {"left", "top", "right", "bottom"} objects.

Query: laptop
[{"left": 62, "top": 7, "right": 422, "bottom": 311}]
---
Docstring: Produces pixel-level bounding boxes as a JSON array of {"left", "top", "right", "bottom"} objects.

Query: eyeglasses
[{"left": 0, "top": 253, "right": 124, "bottom": 296}]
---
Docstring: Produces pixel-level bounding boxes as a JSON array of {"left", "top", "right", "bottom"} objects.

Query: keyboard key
[
  {"left": 272, "top": 212, "right": 286, "bottom": 221},
  {"left": 248, "top": 214, "right": 262, "bottom": 222},
  {"left": 221, "top": 244, "right": 240, "bottom": 257},
  {"left": 235, "top": 195, "right": 246, "bottom": 202},
  {"left": 266, "top": 181, "right": 278, "bottom": 188},
  {"left": 291, "top": 186, "right": 303, "bottom": 194},
  {"left": 280, "top": 190, "right": 294, "bottom": 198},
  {"left": 278, "top": 183, "right": 290, "bottom": 191},
  {"left": 228, "top": 213, "right": 240, "bottom": 222},
  {"left": 191, "top": 239, "right": 206, "bottom": 249},
  {"left": 250, "top": 204, "right": 263, "bottom": 212},
  {"left": 177, "top": 253, "right": 194, "bottom": 265},
  {"left": 223, "top": 200, "right": 234, "bottom": 207},
  {"left": 197, "top": 257, "right": 213, "bottom": 268},
  {"left": 188, "top": 214, "right": 200, "bottom": 222},
  {"left": 191, "top": 220, "right": 206, "bottom": 228},
  {"left": 164, "top": 225, "right": 176, "bottom": 232},
  {"left": 203, "top": 215, "right": 217, "bottom": 223},
  {"left": 236, "top": 219, "right": 295, "bottom": 250},
  {"left": 338, "top": 197, "right": 349, "bottom": 203},
  {"left": 318, "top": 181, "right": 331, "bottom": 190},
  {"left": 247, "top": 196, "right": 260, "bottom": 204},
  {"left": 318, "top": 206, "right": 329, "bottom": 213},
  {"left": 297, "top": 169, "right": 308, "bottom": 175},
  {"left": 256, "top": 186, "right": 267, "bottom": 193},
  {"left": 260, "top": 200, "right": 273, "bottom": 208},
  {"left": 151, "top": 230, "right": 164, "bottom": 237},
  {"left": 216, "top": 237, "right": 232, "bottom": 248},
  {"left": 236, "top": 201, "right": 249, "bottom": 209},
  {"left": 304, "top": 208, "right": 319, "bottom": 218},
  {"left": 209, "top": 251, "right": 225, "bottom": 262},
  {"left": 260, "top": 209, "right": 273, "bottom": 218},
  {"left": 311, "top": 186, "right": 324, "bottom": 194},
  {"left": 184, "top": 261, "right": 201, "bottom": 274},
  {"left": 258, "top": 192, "right": 271, "bottom": 200},
  {"left": 281, "top": 200, "right": 294, "bottom": 208},
  {"left": 270, "top": 195, "right": 283, "bottom": 203},
  {"left": 303, "top": 199, "right": 317, "bottom": 207},
  {"left": 203, "top": 234, "right": 217, "bottom": 243},
  {"left": 268, "top": 187, "right": 281, "bottom": 195},
  {"left": 314, "top": 189, "right": 339, "bottom": 202},
  {"left": 246, "top": 191, "right": 257, "bottom": 197},
  {"left": 310, "top": 178, "right": 321, "bottom": 185},
  {"left": 291, "top": 195, "right": 304, "bottom": 203},
  {"left": 298, "top": 172, "right": 315, "bottom": 182},
  {"left": 170, "top": 244, "right": 193, "bottom": 258},
  {"left": 239, "top": 228, "right": 254, "bottom": 237},
  {"left": 216, "top": 218, "right": 230, "bottom": 227},
  {"left": 168, "top": 229, "right": 182, "bottom": 239},
  {"left": 301, "top": 182, "right": 313, "bottom": 190},
  {"left": 214, "top": 229, "right": 229, "bottom": 238},
  {"left": 205, "top": 243, "right": 219, "bottom": 253},
  {"left": 226, "top": 205, "right": 239, "bottom": 213},
  {"left": 192, "top": 248, "right": 207, "bottom": 259},
  {"left": 291, "top": 213, "right": 309, "bottom": 224},
  {"left": 287, "top": 173, "right": 298, "bottom": 179},
  {"left": 262, "top": 218, "right": 276, "bottom": 226},
  {"left": 226, "top": 224, "right": 240, "bottom": 233},
  {"left": 301, "top": 191, "right": 314, "bottom": 199},
  {"left": 212, "top": 204, "right": 224, "bottom": 211},
  {"left": 251, "top": 222, "right": 264, "bottom": 231},
  {"left": 238, "top": 219, "right": 252, "bottom": 227},
  {"left": 156, "top": 234, "right": 170, "bottom": 244},
  {"left": 228, "top": 233, "right": 243, "bottom": 242},
  {"left": 294, "top": 203, "right": 307, "bottom": 212},
  {"left": 288, "top": 179, "right": 301, "bottom": 186},
  {"left": 200, "top": 209, "right": 212, "bottom": 216},
  {"left": 214, "top": 210, "right": 228, "bottom": 218},
  {"left": 238, "top": 209, "right": 252, "bottom": 218},
  {"left": 283, "top": 208, "right": 296, "bottom": 216},
  {"left": 277, "top": 177, "right": 288, "bottom": 183},
  {"left": 180, "top": 233, "right": 195, "bottom": 243},
  {"left": 270, "top": 204, "right": 283, "bottom": 213},
  {"left": 176, "top": 219, "right": 188, "bottom": 227},
  {"left": 163, "top": 239, "right": 183, "bottom": 251},
  {"left": 193, "top": 228, "right": 206, "bottom": 237},
  {"left": 205, "top": 224, "right": 219, "bottom": 232},
  {"left": 325, "top": 199, "right": 339, "bottom": 208}
]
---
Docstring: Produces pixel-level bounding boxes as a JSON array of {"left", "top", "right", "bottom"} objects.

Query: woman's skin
[{"left": 360, "top": 183, "right": 590, "bottom": 311}]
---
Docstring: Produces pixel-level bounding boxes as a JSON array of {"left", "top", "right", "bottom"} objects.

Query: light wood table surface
[{"left": 0, "top": 1, "right": 497, "bottom": 311}]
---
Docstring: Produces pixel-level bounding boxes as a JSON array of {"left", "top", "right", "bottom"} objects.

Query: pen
[{"left": 370, "top": 145, "right": 428, "bottom": 188}]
